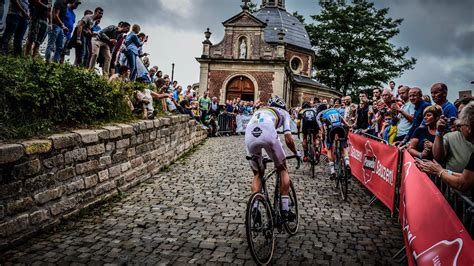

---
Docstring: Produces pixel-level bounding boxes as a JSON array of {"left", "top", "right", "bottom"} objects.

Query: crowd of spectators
[
  {"left": 337, "top": 81, "right": 474, "bottom": 197},
  {"left": 0, "top": 0, "right": 207, "bottom": 123}
]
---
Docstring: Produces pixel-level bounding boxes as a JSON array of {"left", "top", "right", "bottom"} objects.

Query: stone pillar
[
  {"left": 277, "top": 30, "right": 285, "bottom": 59},
  {"left": 199, "top": 64, "right": 210, "bottom": 96},
  {"left": 202, "top": 28, "right": 212, "bottom": 58}
]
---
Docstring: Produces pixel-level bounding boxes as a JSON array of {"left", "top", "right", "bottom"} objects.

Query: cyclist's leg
[
  {"left": 264, "top": 134, "right": 291, "bottom": 213},
  {"left": 247, "top": 150, "right": 263, "bottom": 193},
  {"left": 338, "top": 128, "right": 350, "bottom": 167},
  {"left": 245, "top": 125, "right": 265, "bottom": 193},
  {"left": 312, "top": 130, "right": 319, "bottom": 153},
  {"left": 302, "top": 132, "right": 308, "bottom": 161},
  {"left": 326, "top": 128, "right": 336, "bottom": 177}
]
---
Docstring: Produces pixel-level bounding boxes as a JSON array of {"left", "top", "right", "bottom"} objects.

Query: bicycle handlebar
[{"left": 246, "top": 155, "right": 301, "bottom": 170}]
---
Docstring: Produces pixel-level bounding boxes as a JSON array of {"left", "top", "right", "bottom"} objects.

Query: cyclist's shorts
[
  {"left": 245, "top": 122, "right": 286, "bottom": 172},
  {"left": 326, "top": 126, "right": 347, "bottom": 149},
  {"left": 302, "top": 120, "right": 319, "bottom": 135}
]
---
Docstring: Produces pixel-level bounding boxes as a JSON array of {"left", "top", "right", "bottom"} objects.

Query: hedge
[{"left": 0, "top": 56, "right": 135, "bottom": 140}]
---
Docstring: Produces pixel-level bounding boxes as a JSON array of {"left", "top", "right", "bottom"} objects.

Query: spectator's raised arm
[{"left": 432, "top": 115, "right": 447, "bottom": 163}]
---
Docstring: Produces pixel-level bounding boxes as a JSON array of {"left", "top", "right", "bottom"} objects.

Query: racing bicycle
[
  {"left": 245, "top": 155, "right": 301, "bottom": 265},
  {"left": 333, "top": 134, "right": 349, "bottom": 201},
  {"left": 305, "top": 130, "right": 321, "bottom": 178}
]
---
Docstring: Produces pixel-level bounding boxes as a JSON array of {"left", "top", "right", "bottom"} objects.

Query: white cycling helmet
[{"left": 268, "top": 95, "right": 286, "bottom": 110}]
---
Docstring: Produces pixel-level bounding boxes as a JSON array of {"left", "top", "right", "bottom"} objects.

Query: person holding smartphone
[{"left": 432, "top": 102, "right": 474, "bottom": 173}]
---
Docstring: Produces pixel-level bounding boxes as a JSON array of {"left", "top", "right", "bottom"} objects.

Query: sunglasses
[{"left": 455, "top": 124, "right": 468, "bottom": 130}]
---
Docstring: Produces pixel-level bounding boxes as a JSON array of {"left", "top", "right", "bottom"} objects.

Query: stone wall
[{"left": 0, "top": 115, "right": 207, "bottom": 249}]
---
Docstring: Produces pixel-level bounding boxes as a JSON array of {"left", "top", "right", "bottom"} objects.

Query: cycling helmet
[
  {"left": 302, "top": 101, "right": 311, "bottom": 109},
  {"left": 316, "top": 103, "right": 328, "bottom": 113},
  {"left": 268, "top": 95, "right": 287, "bottom": 110}
]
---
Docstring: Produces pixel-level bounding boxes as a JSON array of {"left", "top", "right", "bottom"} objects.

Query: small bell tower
[{"left": 261, "top": 0, "right": 286, "bottom": 10}]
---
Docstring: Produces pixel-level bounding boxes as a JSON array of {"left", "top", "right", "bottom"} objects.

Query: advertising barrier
[
  {"left": 235, "top": 114, "right": 252, "bottom": 133},
  {"left": 348, "top": 132, "right": 399, "bottom": 213},
  {"left": 399, "top": 151, "right": 474, "bottom": 265}
]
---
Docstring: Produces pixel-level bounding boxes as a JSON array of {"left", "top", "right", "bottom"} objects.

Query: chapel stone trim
[{"left": 196, "top": 0, "right": 342, "bottom": 107}]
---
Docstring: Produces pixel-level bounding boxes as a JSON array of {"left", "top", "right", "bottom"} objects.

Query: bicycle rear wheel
[
  {"left": 334, "top": 139, "right": 341, "bottom": 189},
  {"left": 283, "top": 181, "right": 299, "bottom": 236},
  {"left": 245, "top": 192, "right": 274, "bottom": 265},
  {"left": 308, "top": 135, "right": 316, "bottom": 178},
  {"left": 338, "top": 147, "right": 348, "bottom": 201}
]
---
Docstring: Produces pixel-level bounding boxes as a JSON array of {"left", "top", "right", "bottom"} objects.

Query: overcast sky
[{"left": 73, "top": 0, "right": 473, "bottom": 101}]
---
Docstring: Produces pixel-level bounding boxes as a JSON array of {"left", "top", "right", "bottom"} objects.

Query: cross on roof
[{"left": 242, "top": 0, "right": 251, "bottom": 9}]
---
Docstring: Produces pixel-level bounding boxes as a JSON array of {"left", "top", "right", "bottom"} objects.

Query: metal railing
[
  {"left": 217, "top": 113, "right": 235, "bottom": 136},
  {"left": 430, "top": 174, "right": 474, "bottom": 237},
  {"left": 351, "top": 129, "right": 389, "bottom": 145}
]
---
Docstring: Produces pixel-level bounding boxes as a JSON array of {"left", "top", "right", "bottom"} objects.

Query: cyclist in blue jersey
[{"left": 317, "top": 105, "right": 350, "bottom": 179}]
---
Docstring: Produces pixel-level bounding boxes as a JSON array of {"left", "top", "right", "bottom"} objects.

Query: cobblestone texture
[{"left": 1, "top": 136, "right": 404, "bottom": 265}]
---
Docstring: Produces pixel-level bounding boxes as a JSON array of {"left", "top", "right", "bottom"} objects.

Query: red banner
[
  {"left": 399, "top": 151, "right": 474, "bottom": 265},
  {"left": 348, "top": 133, "right": 399, "bottom": 212}
]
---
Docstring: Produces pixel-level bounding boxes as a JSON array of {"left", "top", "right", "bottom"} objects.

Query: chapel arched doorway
[{"left": 226, "top": 76, "right": 255, "bottom": 102}]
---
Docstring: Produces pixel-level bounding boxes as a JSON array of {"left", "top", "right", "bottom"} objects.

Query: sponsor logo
[
  {"left": 358, "top": 140, "right": 394, "bottom": 186},
  {"left": 252, "top": 127, "right": 263, "bottom": 138},
  {"left": 363, "top": 141, "right": 376, "bottom": 184}
]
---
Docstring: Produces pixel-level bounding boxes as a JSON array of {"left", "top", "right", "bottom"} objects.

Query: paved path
[{"left": 2, "top": 136, "right": 403, "bottom": 265}]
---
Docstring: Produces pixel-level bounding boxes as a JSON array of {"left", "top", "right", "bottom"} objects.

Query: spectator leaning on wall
[{"left": 89, "top": 21, "right": 130, "bottom": 76}]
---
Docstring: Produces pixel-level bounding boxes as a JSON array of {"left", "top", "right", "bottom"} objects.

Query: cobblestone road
[{"left": 1, "top": 136, "right": 404, "bottom": 265}]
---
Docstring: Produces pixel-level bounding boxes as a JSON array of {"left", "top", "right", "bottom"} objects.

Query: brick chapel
[{"left": 196, "top": 0, "right": 341, "bottom": 107}]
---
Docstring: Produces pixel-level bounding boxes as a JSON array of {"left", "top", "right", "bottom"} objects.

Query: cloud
[
  {"left": 141, "top": 24, "right": 204, "bottom": 87},
  {"left": 396, "top": 54, "right": 474, "bottom": 101},
  {"left": 158, "top": 0, "right": 195, "bottom": 18}
]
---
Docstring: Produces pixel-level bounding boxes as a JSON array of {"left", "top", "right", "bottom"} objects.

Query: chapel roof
[{"left": 254, "top": 7, "right": 312, "bottom": 50}]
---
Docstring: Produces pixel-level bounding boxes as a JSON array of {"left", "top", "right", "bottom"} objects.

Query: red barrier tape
[
  {"left": 348, "top": 133, "right": 399, "bottom": 213},
  {"left": 399, "top": 151, "right": 474, "bottom": 265}
]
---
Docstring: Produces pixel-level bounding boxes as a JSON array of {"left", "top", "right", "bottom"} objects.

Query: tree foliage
[
  {"left": 305, "top": 0, "right": 416, "bottom": 95},
  {"left": 292, "top": 11, "right": 306, "bottom": 24}
]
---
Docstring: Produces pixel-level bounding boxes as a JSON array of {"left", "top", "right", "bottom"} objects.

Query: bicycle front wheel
[
  {"left": 339, "top": 153, "right": 349, "bottom": 201},
  {"left": 245, "top": 192, "right": 275, "bottom": 265},
  {"left": 334, "top": 139, "right": 348, "bottom": 201},
  {"left": 283, "top": 181, "right": 299, "bottom": 235}
]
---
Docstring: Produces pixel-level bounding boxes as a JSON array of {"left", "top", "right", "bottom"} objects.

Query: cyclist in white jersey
[{"left": 245, "top": 96, "right": 300, "bottom": 220}]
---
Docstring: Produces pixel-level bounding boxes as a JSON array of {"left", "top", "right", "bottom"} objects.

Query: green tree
[
  {"left": 292, "top": 11, "right": 306, "bottom": 24},
  {"left": 305, "top": 0, "right": 416, "bottom": 95}
]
